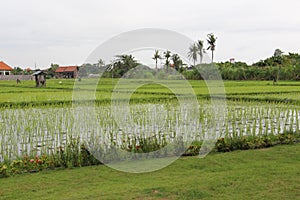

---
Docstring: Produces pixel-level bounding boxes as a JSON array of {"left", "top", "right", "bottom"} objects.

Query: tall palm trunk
[{"left": 206, "top": 33, "right": 217, "bottom": 64}]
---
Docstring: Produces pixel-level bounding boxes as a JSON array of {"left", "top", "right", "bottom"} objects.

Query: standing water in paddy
[{"left": 0, "top": 102, "right": 299, "bottom": 162}]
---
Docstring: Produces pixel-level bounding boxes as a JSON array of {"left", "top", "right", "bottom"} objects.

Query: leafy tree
[
  {"left": 152, "top": 50, "right": 162, "bottom": 71},
  {"left": 12, "top": 67, "right": 23, "bottom": 75},
  {"left": 110, "top": 54, "right": 139, "bottom": 77},
  {"left": 188, "top": 43, "right": 198, "bottom": 66},
  {"left": 286, "top": 52, "right": 300, "bottom": 66},
  {"left": 80, "top": 63, "right": 101, "bottom": 76},
  {"left": 78, "top": 66, "right": 88, "bottom": 77},
  {"left": 253, "top": 60, "right": 267, "bottom": 67},
  {"left": 47, "top": 63, "right": 59, "bottom": 78},
  {"left": 116, "top": 55, "right": 137, "bottom": 70},
  {"left": 196, "top": 40, "right": 205, "bottom": 64},
  {"left": 207, "top": 33, "right": 217, "bottom": 63}
]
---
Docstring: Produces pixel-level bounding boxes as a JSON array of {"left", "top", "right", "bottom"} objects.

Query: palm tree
[
  {"left": 97, "top": 59, "right": 105, "bottom": 68},
  {"left": 207, "top": 33, "right": 217, "bottom": 63},
  {"left": 273, "top": 49, "right": 284, "bottom": 84},
  {"left": 196, "top": 40, "right": 205, "bottom": 64},
  {"left": 115, "top": 54, "right": 136, "bottom": 71},
  {"left": 111, "top": 54, "right": 138, "bottom": 78},
  {"left": 171, "top": 54, "right": 183, "bottom": 71},
  {"left": 164, "top": 50, "right": 171, "bottom": 72},
  {"left": 188, "top": 43, "right": 198, "bottom": 67},
  {"left": 152, "top": 50, "right": 162, "bottom": 71},
  {"left": 274, "top": 49, "right": 284, "bottom": 57}
]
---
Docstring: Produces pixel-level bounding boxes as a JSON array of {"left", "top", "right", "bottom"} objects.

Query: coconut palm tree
[
  {"left": 188, "top": 43, "right": 198, "bottom": 67},
  {"left": 164, "top": 50, "right": 171, "bottom": 72},
  {"left": 111, "top": 54, "right": 138, "bottom": 77},
  {"left": 272, "top": 49, "right": 284, "bottom": 84},
  {"left": 171, "top": 54, "right": 183, "bottom": 71},
  {"left": 115, "top": 54, "right": 137, "bottom": 71},
  {"left": 152, "top": 50, "right": 162, "bottom": 71},
  {"left": 274, "top": 49, "right": 284, "bottom": 57},
  {"left": 196, "top": 40, "right": 205, "bottom": 64},
  {"left": 97, "top": 59, "right": 105, "bottom": 68},
  {"left": 207, "top": 33, "right": 217, "bottom": 63}
]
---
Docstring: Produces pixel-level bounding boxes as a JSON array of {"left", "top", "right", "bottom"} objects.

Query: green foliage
[
  {"left": 105, "top": 54, "right": 140, "bottom": 78},
  {"left": 0, "top": 155, "right": 49, "bottom": 176},
  {"left": 181, "top": 50, "right": 300, "bottom": 81},
  {"left": 215, "top": 132, "right": 300, "bottom": 152},
  {"left": 50, "top": 137, "right": 101, "bottom": 169},
  {"left": 0, "top": 139, "right": 101, "bottom": 177},
  {"left": 182, "top": 141, "right": 203, "bottom": 156},
  {"left": 79, "top": 63, "right": 103, "bottom": 77},
  {"left": 47, "top": 63, "right": 59, "bottom": 78},
  {"left": 0, "top": 163, "right": 8, "bottom": 178},
  {"left": 11, "top": 67, "right": 23, "bottom": 75},
  {"left": 181, "top": 68, "right": 201, "bottom": 80}
]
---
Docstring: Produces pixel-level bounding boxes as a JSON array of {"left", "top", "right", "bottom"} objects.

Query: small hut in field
[
  {"left": 55, "top": 66, "right": 79, "bottom": 79},
  {"left": 32, "top": 71, "right": 47, "bottom": 87}
]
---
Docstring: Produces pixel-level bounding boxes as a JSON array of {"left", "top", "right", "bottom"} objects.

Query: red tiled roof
[
  {"left": 55, "top": 67, "right": 68, "bottom": 73},
  {"left": 55, "top": 66, "right": 78, "bottom": 73},
  {"left": 64, "top": 66, "right": 78, "bottom": 72},
  {"left": 0, "top": 61, "right": 13, "bottom": 71}
]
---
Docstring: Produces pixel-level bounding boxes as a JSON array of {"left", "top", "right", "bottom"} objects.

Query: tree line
[
  {"left": 10, "top": 32, "right": 300, "bottom": 81},
  {"left": 217, "top": 51, "right": 300, "bottom": 81},
  {"left": 75, "top": 47, "right": 300, "bottom": 81}
]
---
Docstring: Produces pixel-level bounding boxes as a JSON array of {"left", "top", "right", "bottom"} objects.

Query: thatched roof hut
[{"left": 32, "top": 71, "right": 46, "bottom": 87}]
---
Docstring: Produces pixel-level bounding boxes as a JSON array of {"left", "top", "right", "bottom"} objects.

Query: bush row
[{"left": 181, "top": 65, "right": 300, "bottom": 81}]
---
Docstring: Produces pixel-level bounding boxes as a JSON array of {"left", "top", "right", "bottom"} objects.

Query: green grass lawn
[{"left": 0, "top": 144, "right": 299, "bottom": 200}]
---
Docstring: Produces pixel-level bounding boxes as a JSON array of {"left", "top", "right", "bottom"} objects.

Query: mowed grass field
[{"left": 0, "top": 143, "right": 299, "bottom": 200}]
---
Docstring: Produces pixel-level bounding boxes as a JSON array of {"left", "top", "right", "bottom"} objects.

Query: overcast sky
[{"left": 1, "top": 0, "right": 300, "bottom": 69}]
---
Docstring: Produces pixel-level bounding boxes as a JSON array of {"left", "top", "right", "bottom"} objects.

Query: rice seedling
[{"left": 0, "top": 99, "right": 299, "bottom": 165}]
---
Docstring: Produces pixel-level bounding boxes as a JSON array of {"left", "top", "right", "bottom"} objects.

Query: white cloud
[{"left": 0, "top": 0, "right": 300, "bottom": 68}]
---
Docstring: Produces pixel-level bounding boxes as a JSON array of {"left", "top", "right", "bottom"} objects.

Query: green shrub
[{"left": 0, "top": 164, "right": 9, "bottom": 178}]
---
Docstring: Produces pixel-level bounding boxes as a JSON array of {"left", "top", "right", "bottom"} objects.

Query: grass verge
[{"left": 0, "top": 143, "right": 299, "bottom": 200}]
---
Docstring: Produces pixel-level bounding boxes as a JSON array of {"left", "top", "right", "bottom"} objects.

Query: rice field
[
  {"left": 0, "top": 79, "right": 300, "bottom": 167},
  {"left": 0, "top": 102, "right": 299, "bottom": 161},
  {"left": 0, "top": 79, "right": 300, "bottom": 104}
]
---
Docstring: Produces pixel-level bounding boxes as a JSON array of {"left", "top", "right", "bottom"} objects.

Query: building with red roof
[
  {"left": 0, "top": 61, "right": 13, "bottom": 75},
  {"left": 55, "top": 66, "right": 79, "bottom": 78}
]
